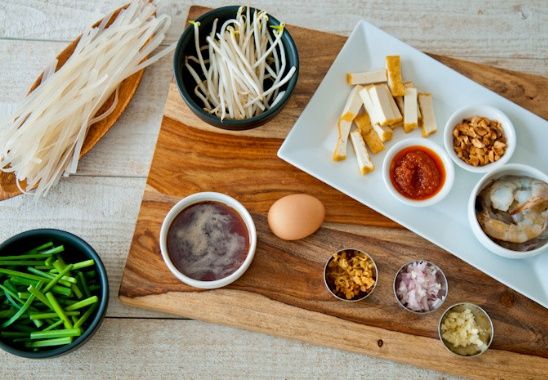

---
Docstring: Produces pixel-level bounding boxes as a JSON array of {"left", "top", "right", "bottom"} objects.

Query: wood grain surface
[
  {"left": 119, "top": 6, "right": 548, "bottom": 379},
  {"left": 0, "top": 5, "right": 145, "bottom": 201}
]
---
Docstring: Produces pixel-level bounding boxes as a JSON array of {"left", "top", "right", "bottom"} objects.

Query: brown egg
[{"left": 267, "top": 194, "right": 325, "bottom": 240}]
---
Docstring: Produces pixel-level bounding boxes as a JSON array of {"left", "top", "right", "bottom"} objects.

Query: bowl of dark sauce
[{"left": 160, "top": 192, "right": 257, "bottom": 289}]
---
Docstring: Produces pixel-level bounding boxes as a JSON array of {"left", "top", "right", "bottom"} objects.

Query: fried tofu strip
[
  {"left": 359, "top": 87, "right": 381, "bottom": 125},
  {"left": 350, "top": 130, "right": 374, "bottom": 175},
  {"left": 394, "top": 96, "right": 404, "bottom": 114},
  {"left": 364, "top": 84, "right": 402, "bottom": 127},
  {"left": 403, "top": 85, "right": 418, "bottom": 132},
  {"left": 386, "top": 55, "right": 405, "bottom": 97},
  {"left": 346, "top": 69, "right": 387, "bottom": 85},
  {"left": 333, "top": 85, "right": 364, "bottom": 161},
  {"left": 354, "top": 112, "right": 384, "bottom": 154},
  {"left": 418, "top": 93, "right": 437, "bottom": 137},
  {"left": 372, "top": 124, "right": 393, "bottom": 142}
]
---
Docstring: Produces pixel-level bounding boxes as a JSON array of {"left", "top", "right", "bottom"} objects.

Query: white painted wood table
[{"left": 0, "top": 1, "right": 546, "bottom": 378}]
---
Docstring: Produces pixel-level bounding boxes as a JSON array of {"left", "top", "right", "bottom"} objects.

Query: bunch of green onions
[{"left": 0, "top": 242, "right": 100, "bottom": 350}]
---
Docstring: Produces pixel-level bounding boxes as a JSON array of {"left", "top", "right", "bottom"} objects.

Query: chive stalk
[
  {"left": 25, "top": 337, "right": 73, "bottom": 348},
  {"left": 44, "top": 292, "right": 72, "bottom": 329},
  {"left": 65, "top": 296, "right": 98, "bottom": 311},
  {"left": 30, "top": 328, "right": 81, "bottom": 340}
]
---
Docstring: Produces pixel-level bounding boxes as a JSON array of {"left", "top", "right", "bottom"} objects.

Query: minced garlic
[{"left": 441, "top": 308, "right": 487, "bottom": 351}]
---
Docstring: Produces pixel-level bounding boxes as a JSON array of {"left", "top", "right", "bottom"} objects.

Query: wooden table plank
[
  {"left": 2, "top": 1, "right": 547, "bottom": 60},
  {"left": 0, "top": 318, "right": 457, "bottom": 379}
]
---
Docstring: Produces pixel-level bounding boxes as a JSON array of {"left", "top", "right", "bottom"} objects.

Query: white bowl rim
[
  {"left": 382, "top": 138, "right": 455, "bottom": 207},
  {"left": 467, "top": 163, "right": 548, "bottom": 259},
  {"left": 443, "top": 104, "right": 516, "bottom": 174},
  {"left": 159, "top": 191, "right": 257, "bottom": 289}
]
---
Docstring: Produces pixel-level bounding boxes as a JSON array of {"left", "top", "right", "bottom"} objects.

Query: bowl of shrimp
[
  {"left": 468, "top": 163, "right": 548, "bottom": 259},
  {"left": 173, "top": 5, "right": 299, "bottom": 130}
]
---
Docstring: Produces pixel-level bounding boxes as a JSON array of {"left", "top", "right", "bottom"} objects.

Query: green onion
[
  {"left": 71, "top": 284, "right": 83, "bottom": 299},
  {"left": 9, "top": 277, "right": 38, "bottom": 287},
  {"left": 0, "top": 261, "right": 46, "bottom": 266},
  {"left": 74, "top": 304, "right": 97, "bottom": 329},
  {"left": 77, "top": 272, "right": 90, "bottom": 298},
  {"left": 45, "top": 292, "right": 72, "bottom": 329},
  {"left": 30, "top": 242, "right": 54, "bottom": 252},
  {"left": 30, "top": 328, "right": 81, "bottom": 340},
  {"left": 17, "top": 292, "right": 30, "bottom": 299},
  {"left": 51, "top": 285, "right": 72, "bottom": 297},
  {"left": 65, "top": 296, "right": 98, "bottom": 311},
  {"left": 0, "top": 269, "right": 45, "bottom": 282},
  {"left": 71, "top": 260, "right": 95, "bottom": 270},
  {"left": 43, "top": 264, "right": 74, "bottom": 293},
  {"left": 41, "top": 320, "right": 64, "bottom": 332},
  {"left": 25, "top": 337, "right": 73, "bottom": 348},
  {"left": 45, "top": 256, "right": 54, "bottom": 268},
  {"left": 1, "top": 292, "right": 37, "bottom": 328},
  {"left": 27, "top": 285, "right": 52, "bottom": 309},
  {"left": 29, "top": 311, "right": 80, "bottom": 320},
  {"left": 0, "top": 284, "right": 23, "bottom": 304},
  {"left": 26, "top": 267, "right": 74, "bottom": 286}
]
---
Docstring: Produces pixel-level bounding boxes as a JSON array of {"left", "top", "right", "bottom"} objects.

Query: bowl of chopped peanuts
[
  {"left": 443, "top": 105, "right": 516, "bottom": 173},
  {"left": 323, "top": 248, "right": 378, "bottom": 302}
]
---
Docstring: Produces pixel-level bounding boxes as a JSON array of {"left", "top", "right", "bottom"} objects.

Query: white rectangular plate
[{"left": 278, "top": 21, "right": 548, "bottom": 308}]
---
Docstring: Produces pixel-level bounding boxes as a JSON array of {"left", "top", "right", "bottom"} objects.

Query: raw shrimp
[
  {"left": 488, "top": 176, "right": 548, "bottom": 213},
  {"left": 477, "top": 207, "right": 546, "bottom": 244},
  {"left": 476, "top": 176, "right": 548, "bottom": 247}
]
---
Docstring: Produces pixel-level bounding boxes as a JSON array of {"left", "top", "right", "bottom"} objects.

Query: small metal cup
[
  {"left": 323, "top": 248, "right": 378, "bottom": 302},
  {"left": 393, "top": 259, "right": 448, "bottom": 314},
  {"left": 438, "top": 302, "right": 494, "bottom": 357}
]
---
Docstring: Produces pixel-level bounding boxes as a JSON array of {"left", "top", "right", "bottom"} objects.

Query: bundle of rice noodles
[{"left": 0, "top": 0, "right": 175, "bottom": 197}]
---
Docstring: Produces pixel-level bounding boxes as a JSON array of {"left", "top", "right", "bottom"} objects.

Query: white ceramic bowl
[
  {"left": 160, "top": 192, "right": 257, "bottom": 289},
  {"left": 382, "top": 138, "right": 455, "bottom": 207},
  {"left": 443, "top": 105, "right": 516, "bottom": 173},
  {"left": 468, "top": 163, "right": 548, "bottom": 259}
]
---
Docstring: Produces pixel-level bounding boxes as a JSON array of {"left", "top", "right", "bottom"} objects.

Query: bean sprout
[{"left": 186, "top": 6, "right": 296, "bottom": 120}]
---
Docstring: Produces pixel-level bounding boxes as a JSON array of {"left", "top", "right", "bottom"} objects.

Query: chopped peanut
[{"left": 452, "top": 116, "right": 507, "bottom": 166}]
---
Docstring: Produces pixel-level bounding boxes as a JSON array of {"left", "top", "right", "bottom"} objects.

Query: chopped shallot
[{"left": 395, "top": 260, "right": 446, "bottom": 312}]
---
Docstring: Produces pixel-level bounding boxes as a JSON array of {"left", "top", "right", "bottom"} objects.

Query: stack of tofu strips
[{"left": 332, "top": 55, "right": 437, "bottom": 175}]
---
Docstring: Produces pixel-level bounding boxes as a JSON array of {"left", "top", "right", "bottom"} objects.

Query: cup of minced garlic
[{"left": 438, "top": 303, "right": 494, "bottom": 357}]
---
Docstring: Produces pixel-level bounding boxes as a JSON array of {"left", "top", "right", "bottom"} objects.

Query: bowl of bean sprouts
[{"left": 173, "top": 6, "right": 299, "bottom": 130}]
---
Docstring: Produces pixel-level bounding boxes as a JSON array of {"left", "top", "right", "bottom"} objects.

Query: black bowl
[
  {"left": 173, "top": 5, "right": 299, "bottom": 130},
  {"left": 0, "top": 229, "right": 109, "bottom": 359}
]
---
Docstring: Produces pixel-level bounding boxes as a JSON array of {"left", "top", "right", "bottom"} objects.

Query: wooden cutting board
[{"left": 119, "top": 6, "right": 548, "bottom": 379}]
